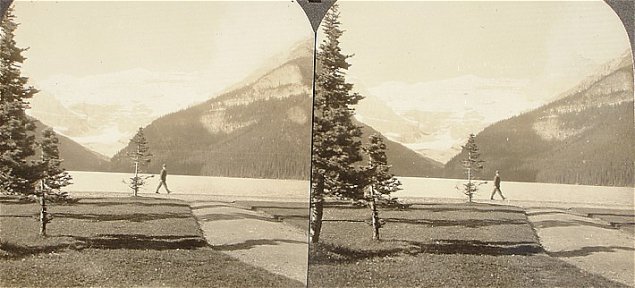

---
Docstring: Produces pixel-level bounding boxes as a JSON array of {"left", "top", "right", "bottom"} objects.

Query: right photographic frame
[{"left": 306, "top": 1, "right": 634, "bottom": 287}]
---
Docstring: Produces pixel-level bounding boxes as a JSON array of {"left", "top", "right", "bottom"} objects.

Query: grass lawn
[
  {"left": 0, "top": 196, "right": 302, "bottom": 287},
  {"left": 309, "top": 202, "right": 627, "bottom": 287}
]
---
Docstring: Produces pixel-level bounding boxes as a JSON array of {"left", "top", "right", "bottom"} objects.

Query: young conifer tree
[
  {"left": 38, "top": 128, "right": 72, "bottom": 236},
  {"left": 310, "top": 3, "right": 364, "bottom": 243},
  {"left": 127, "top": 127, "right": 152, "bottom": 197},
  {"left": 362, "top": 134, "right": 402, "bottom": 240},
  {"left": 0, "top": 6, "right": 40, "bottom": 195},
  {"left": 460, "top": 134, "right": 485, "bottom": 202},
  {"left": 40, "top": 128, "right": 72, "bottom": 192}
]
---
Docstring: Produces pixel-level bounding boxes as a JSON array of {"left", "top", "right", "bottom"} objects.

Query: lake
[{"left": 66, "top": 171, "right": 633, "bottom": 208}]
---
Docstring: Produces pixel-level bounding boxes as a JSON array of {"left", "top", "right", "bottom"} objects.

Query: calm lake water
[
  {"left": 393, "top": 176, "right": 634, "bottom": 208},
  {"left": 67, "top": 171, "right": 310, "bottom": 201},
  {"left": 67, "top": 171, "right": 633, "bottom": 207}
]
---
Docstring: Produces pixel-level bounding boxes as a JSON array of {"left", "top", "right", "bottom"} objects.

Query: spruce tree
[
  {"left": 459, "top": 134, "right": 485, "bottom": 202},
  {"left": 40, "top": 128, "right": 72, "bottom": 193},
  {"left": 0, "top": 2, "right": 10, "bottom": 23},
  {"left": 362, "top": 134, "right": 401, "bottom": 240},
  {"left": 126, "top": 127, "right": 152, "bottom": 196},
  {"left": 38, "top": 128, "right": 72, "bottom": 236},
  {"left": 0, "top": 6, "right": 39, "bottom": 195},
  {"left": 310, "top": 4, "right": 364, "bottom": 243}
]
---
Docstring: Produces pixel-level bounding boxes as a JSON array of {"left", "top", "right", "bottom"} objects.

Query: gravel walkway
[
  {"left": 186, "top": 200, "right": 308, "bottom": 284},
  {"left": 527, "top": 207, "right": 635, "bottom": 287}
]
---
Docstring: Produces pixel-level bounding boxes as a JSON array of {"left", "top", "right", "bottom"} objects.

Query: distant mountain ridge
[
  {"left": 109, "top": 41, "right": 442, "bottom": 179},
  {"left": 32, "top": 120, "right": 110, "bottom": 172},
  {"left": 552, "top": 49, "right": 633, "bottom": 102},
  {"left": 444, "top": 52, "right": 634, "bottom": 187},
  {"left": 358, "top": 121, "right": 443, "bottom": 177},
  {"left": 110, "top": 54, "right": 313, "bottom": 179}
]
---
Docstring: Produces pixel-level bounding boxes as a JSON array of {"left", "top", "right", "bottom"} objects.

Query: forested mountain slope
[{"left": 444, "top": 53, "right": 634, "bottom": 187}]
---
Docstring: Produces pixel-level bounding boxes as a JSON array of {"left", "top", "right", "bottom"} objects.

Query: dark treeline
[
  {"left": 31, "top": 120, "right": 110, "bottom": 172},
  {"left": 357, "top": 121, "right": 443, "bottom": 177},
  {"left": 110, "top": 92, "right": 313, "bottom": 179},
  {"left": 444, "top": 55, "right": 634, "bottom": 188},
  {"left": 444, "top": 100, "right": 634, "bottom": 187}
]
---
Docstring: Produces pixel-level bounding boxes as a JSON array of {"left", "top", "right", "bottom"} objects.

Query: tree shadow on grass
[
  {"left": 406, "top": 205, "right": 524, "bottom": 214},
  {"left": 65, "top": 234, "right": 208, "bottom": 250},
  {"left": 1, "top": 234, "right": 208, "bottom": 260},
  {"left": 213, "top": 239, "right": 307, "bottom": 251},
  {"left": 324, "top": 218, "right": 527, "bottom": 228},
  {"left": 1, "top": 197, "right": 189, "bottom": 209},
  {"left": 242, "top": 205, "right": 309, "bottom": 222},
  {"left": 311, "top": 239, "right": 544, "bottom": 264},
  {"left": 55, "top": 212, "right": 191, "bottom": 222},
  {"left": 531, "top": 219, "right": 618, "bottom": 230},
  {"left": 410, "top": 239, "right": 544, "bottom": 256},
  {"left": 246, "top": 205, "right": 309, "bottom": 211},
  {"left": 270, "top": 215, "right": 308, "bottom": 221},
  {"left": 196, "top": 212, "right": 279, "bottom": 223},
  {"left": 385, "top": 217, "right": 528, "bottom": 228},
  {"left": 0, "top": 215, "right": 37, "bottom": 218},
  {"left": 190, "top": 204, "right": 235, "bottom": 210},
  {"left": 572, "top": 208, "right": 635, "bottom": 218},
  {"left": 0, "top": 242, "right": 74, "bottom": 260},
  {"left": 325, "top": 202, "right": 524, "bottom": 213},
  {"left": 74, "top": 201, "right": 188, "bottom": 208},
  {"left": 194, "top": 204, "right": 308, "bottom": 224},
  {"left": 549, "top": 245, "right": 635, "bottom": 258},
  {"left": 525, "top": 210, "right": 568, "bottom": 217}
]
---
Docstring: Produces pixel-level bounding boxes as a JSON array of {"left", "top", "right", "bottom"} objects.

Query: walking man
[
  {"left": 490, "top": 170, "right": 506, "bottom": 200},
  {"left": 156, "top": 164, "right": 171, "bottom": 194}
]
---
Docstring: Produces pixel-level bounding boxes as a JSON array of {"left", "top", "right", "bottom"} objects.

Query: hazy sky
[
  {"left": 332, "top": 1, "right": 630, "bottom": 95},
  {"left": 14, "top": 1, "right": 312, "bottom": 88},
  {"left": 8, "top": 0, "right": 634, "bottom": 159},
  {"left": 13, "top": 0, "right": 631, "bottom": 108}
]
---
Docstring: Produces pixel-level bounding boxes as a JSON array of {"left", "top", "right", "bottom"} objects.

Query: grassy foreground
[
  {"left": 0, "top": 196, "right": 302, "bottom": 287},
  {"left": 309, "top": 202, "right": 627, "bottom": 287}
]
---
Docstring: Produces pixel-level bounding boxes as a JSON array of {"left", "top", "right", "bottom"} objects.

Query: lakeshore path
[
  {"left": 185, "top": 199, "right": 308, "bottom": 284},
  {"left": 525, "top": 206, "right": 634, "bottom": 287}
]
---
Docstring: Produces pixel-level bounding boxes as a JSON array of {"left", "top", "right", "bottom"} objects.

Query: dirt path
[
  {"left": 186, "top": 200, "right": 308, "bottom": 284},
  {"left": 526, "top": 208, "right": 635, "bottom": 287}
]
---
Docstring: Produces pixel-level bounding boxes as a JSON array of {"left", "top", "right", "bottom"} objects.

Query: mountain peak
[{"left": 219, "top": 37, "right": 313, "bottom": 94}]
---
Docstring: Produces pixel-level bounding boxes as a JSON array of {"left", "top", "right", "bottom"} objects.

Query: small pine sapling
[
  {"left": 38, "top": 128, "right": 73, "bottom": 236},
  {"left": 40, "top": 129, "right": 73, "bottom": 200},
  {"left": 457, "top": 134, "right": 486, "bottom": 202},
  {"left": 362, "top": 134, "right": 402, "bottom": 240}
]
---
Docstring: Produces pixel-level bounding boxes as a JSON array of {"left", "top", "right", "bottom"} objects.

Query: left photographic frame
[{"left": 0, "top": 1, "right": 314, "bottom": 286}]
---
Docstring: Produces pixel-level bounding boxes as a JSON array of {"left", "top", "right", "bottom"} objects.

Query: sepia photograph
[
  {"left": 306, "top": 1, "right": 634, "bottom": 287},
  {"left": 1, "top": 1, "right": 313, "bottom": 287},
  {"left": 1, "top": 0, "right": 634, "bottom": 287}
]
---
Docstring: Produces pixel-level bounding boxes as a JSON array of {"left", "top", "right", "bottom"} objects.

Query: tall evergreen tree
[
  {"left": 310, "top": 4, "right": 364, "bottom": 243},
  {"left": 459, "top": 134, "right": 485, "bottom": 202},
  {"left": 126, "top": 127, "right": 152, "bottom": 196},
  {"left": 0, "top": 6, "right": 39, "bottom": 195},
  {"left": 362, "top": 134, "right": 402, "bottom": 240}
]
